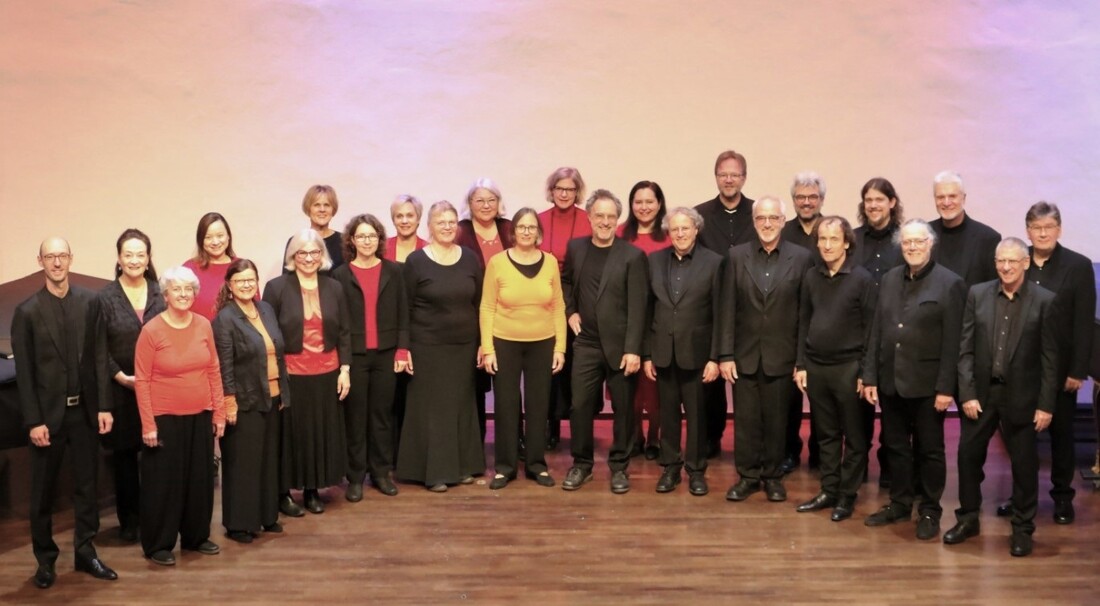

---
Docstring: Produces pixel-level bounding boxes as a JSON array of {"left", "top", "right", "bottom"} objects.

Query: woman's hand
[
  {"left": 114, "top": 372, "right": 135, "bottom": 390},
  {"left": 213, "top": 422, "right": 225, "bottom": 438},
  {"left": 337, "top": 368, "right": 351, "bottom": 400},
  {"left": 482, "top": 353, "right": 497, "bottom": 375},
  {"left": 404, "top": 353, "right": 415, "bottom": 375},
  {"left": 476, "top": 346, "right": 485, "bottom": 369},
  {"left": 551, "top": 352, "right": 565, "bottom": 375},
  {"left": 143, "top": 431, "right": 159, "bottom": 448}
]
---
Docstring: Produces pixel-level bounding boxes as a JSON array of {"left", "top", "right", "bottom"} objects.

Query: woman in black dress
[
  {"left": 396, "top": 201, "right": 486, "bottom": 491},
  {"left": 95, "top": 228, "right": 166, "bottom": 542}
]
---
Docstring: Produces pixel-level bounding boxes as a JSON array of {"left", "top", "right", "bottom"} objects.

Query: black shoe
[
  {"left": 796, "top": 492, "right": 837, "bottom": 512},
  {"left": 459, "top": 475, "right": 475, "bottom": 485},
  {"left": 656, "top": 468, "right": 681, "bottom": 493},
  {"left": 562, "top": 467, "right": 593, "bottom": 491},
  {"left": 527, "top": 471, "right": 555, "bottom": 487},
  {"left": 263, "top": 522, "right": 283, "bottom": 533},
  {"left": 489, "top": 474, "right": 512, "bottom": 490},
  {"left": 183, "top": 540, "right": 220, "bottom": 555},
  {"left": 1010, "top": 532, "right": 1033, "bottom": 557},
  {"left": 226, "top": 530, "right": 254, "bottom": 544},
  {"left": 864, "top": 504, "right": 911, "bottom": 527},
  {"left": 995, "top": 500, "right": 1012, "bottom": 517},
  {"left": 916, "top": 515, "right": 940, "bottom": 540},
  {"left": 764, "top": 479, "right": 787, "bottom": 502},
  {"left": 279, "top": 494, "right": 305, "bottom": 518},
  {"left": 831, "top": 498, "right": 855, "bottom": 522},
  {"left": 119, "top": 525, "right": 139, "bottom": 543},
  {"left": 428, "top": 483, "right": 448, "bottom": 493},
  {"left": 689, "top": 473, "right": 708, "bottom": 496},
  {"left": 779, "top": 456, "right": 799, "bottom": 475},
  {"left": 304, "top": 489, "right": 324, "bottom": 514},
  {"left": 345, "top": 481, "right": 363, "bottom": 502},
  {"left": 644, "top": 445, "right": 659, "bottom": 460},
  {"left": 1053, "top": 500, "right": 1075, "bottom": 525},
  {"left": 33, "top": 563, "right": 56, "bottom": 588},
  {"left": 725, "top": 479, "right": 761, "bottom": 501},
  {"left": 943, "top": 519, "right": 981, "bottom": 545},
  {"left": 75, "top": 556, "right": 118, "bottom": 580},
  {"left": 706, "top": 439, "right": 721, "bottom": 460},
  {"left": 148, "top": 550, "right": 176, "bottom": 566},
  {"left": 372, "top": 474, "right": 399, "bottom": 496},
  {"left": 610, "top": 470, "right": 630, "bottom": 494}
]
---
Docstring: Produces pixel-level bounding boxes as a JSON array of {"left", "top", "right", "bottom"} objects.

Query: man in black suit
[
  {"left": 11, "top": 237, "right": 118, "bottom": 589},
  {"left": 945, "top": 237, "right": 1058, "bottom": 557},
  {"left": 929, "top": 170, "right": 1001, "bottom": 287},
  {"left": 862, "top": 220, "right": 967, "bottom": 541},
  {"left": 643, "top": 207, "right": 725, "bottom": 496},
  {"left": 719, "top": 196, "right": 814, "bottom": 503},
  {"left": 560, "top": 189, "right": 649, "bottom": 493},
  {"left": 695, "top": 150, "right": 757, "bottom": 459}
]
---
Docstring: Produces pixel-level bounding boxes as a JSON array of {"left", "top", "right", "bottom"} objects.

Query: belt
[
  {"left": 66, "top": 395, "right": 81, "bottom": 407},
  {"left": 990, "top": 377, "right": 1007, "bottom": 385}
]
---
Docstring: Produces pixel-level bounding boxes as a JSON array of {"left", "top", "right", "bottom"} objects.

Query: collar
[{"left": 905, "top": 259, "right": 937, "bottom": 281}]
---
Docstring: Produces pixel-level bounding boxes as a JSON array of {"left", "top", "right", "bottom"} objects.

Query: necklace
[
  {"left": 237, "top": 301, "right": 259, "bottom": 319},
  {"left": 429, "top": 243, "right": 459, "bottom": 265}
]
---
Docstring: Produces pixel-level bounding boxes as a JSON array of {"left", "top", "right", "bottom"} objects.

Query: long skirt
[{"left": 284, "top": 370, "right": 347, "bottom": 490}]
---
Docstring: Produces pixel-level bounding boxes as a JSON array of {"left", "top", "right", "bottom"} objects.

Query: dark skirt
[
  {"left": 284, "top": 370, "right": 347, "bottom": 489},
  {"left": 396, "top": 341, "right": 485, "bottom": 485}
]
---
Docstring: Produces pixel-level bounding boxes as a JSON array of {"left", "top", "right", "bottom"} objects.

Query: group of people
[{"left": 13, "top": 151, "right": 1096, "bottom": 589}]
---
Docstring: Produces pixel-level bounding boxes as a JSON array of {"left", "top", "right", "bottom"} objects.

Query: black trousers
[
  {"left": 570, "top": 342, "right": 636, "bottom": 472},
  {"left": 141, "top": 411, "right": 214, "bottom": 556},
  {"left": 704, "top": 380, "right": 728, "bottom": 445},
  {"left": 221, "top": 404, "right": 280, "bottom": 533},
  {"left": 805, "top": 359, "right": 868, "bottom": 499},
  {"left": 29, "top": 405, "right": 99, "bottom": 565},
  {"left": 785, "top": 386, "right": 819, "bottom": 464},
  {"left": 1047, "top": 387, "right": 1077, "bottom": 503},
  {"left": 109, "top": 446, "right": 141, "bottom": 532},
  {"left": 393, "top": 372, "right": 410, "bottom": 454},
  {"left": 492, "top": 337, "right": 554, "bottom": 477},
  {"left": 733, "top": 370, "right": 791, "bottom": 481},
  {"left": 879, "top": 393, "right": 946, "bottom": 518},
  {"left": 861, "top": 396, "right": 890, "bottom": 476},
  {"left": 548, "top": 330, "right": 575, "bottom": 437},
  {"left": 956, "top": 383, "right": 1039, "bottom": 533},
  {"left": 656, "top": 361, "right": 708, "bottom": 474},
  {"left": 346, "top": 348, "right": 398, "bottom": 483}
]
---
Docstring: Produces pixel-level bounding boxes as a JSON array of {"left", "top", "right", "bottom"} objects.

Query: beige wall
[{"left": 2, "top": 0, "right": 1098, "bottom": 285}]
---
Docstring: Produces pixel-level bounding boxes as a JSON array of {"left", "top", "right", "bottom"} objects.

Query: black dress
[{"left": 396, "top": 247, "right": 485, "bottom": 485}]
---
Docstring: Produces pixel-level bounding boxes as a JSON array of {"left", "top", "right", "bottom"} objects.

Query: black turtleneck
[{"left": 930, "top": 214, "right": 1001, "bottom": 287}]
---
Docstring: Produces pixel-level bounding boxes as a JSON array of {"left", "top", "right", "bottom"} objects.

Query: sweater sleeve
[
  {"left": 479, "top": 255, "right": 500, "bottom": 355},
  {"left": 200, "top": 319, "right": 226, "bottom": 426},
  {"left": 134, "top": 321, "right": 158, "bottom": 436},
  {"left": 550, "top": 261, "right": 567, "bottom": 354}
]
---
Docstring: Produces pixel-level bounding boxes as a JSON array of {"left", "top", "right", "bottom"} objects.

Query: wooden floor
[{"left": 0, "top": 419, "right": 1096, "bottom": 605}]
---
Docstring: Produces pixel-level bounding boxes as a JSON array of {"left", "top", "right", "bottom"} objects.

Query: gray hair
[
  {"left": 996, "top": 237, "right": 1030, "bottom": 259},
  {"left": 159, "top": 265, "right": 201, "bottom": 295},
  {"left": 933, "top": 170, "right": 965, "bottom": 194},
  {"left": 662, "top": 206, "right": 705, "bottom": 232},
  {"left": 284, "top": 228, "right": 334, "bottom": 272},
  {"left": 390, "top": 194, "right": 423, "bottom": 219},
  {"left": 752, "top": 195, "right": 787, "bottom": 217},
  {"left": 585, "top": 189, "right": 623, "bottom": 218},
  {"left": 463, "top": 177, "right": 507, "bottom": 220},
  {"left": 790, "top": 171, "right": 827, "bottom": 199},
  {"left": 893, "top": 218, "right": 937, "bottom": 248}
]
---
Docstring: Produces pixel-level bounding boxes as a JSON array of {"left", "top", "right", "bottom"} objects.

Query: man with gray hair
[
  {"left": 946, "top": 237, "right": 1057, "bottom": 557},
  {"left": 560, "top": 189, "right": 649, "bottom": 493},
  {"left": 929, "top": 170, "right": 1001, "bottom": 287}
]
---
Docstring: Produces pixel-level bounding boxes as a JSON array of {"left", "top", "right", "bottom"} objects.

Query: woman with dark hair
[
  {"left": 213, "top": 259, "right": 290, "bottom": 543},
  {"left": 95, "top": 228, "right": 166, "bottom": 542},
  {"left": 183, "top": 212, "right": 237, "bottom": 320},
  {"left": 618, "top": 181, "right": 671, "bottom": 459},
  {"left": 263, "top": 229, "right": 351, "bottom": 514},
  {"left": 332, "top": 214, "right": 409, "bottom": 500},
  {"left": 396, "top": 201, "right": 485, "bottom": 491},
  {"left": 481, "top": 208, "right": 566, "bottom": 489}
]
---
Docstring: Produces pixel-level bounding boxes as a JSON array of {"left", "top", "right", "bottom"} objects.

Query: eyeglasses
[
  {"left": 168, "top": 286, "right": 195, "bottom": 295},
  {"left": 471, "top": 198, "right": 498, "bottom": 207},
  {"left": 995, "top": 257, "right": 1027, "bottom": 267},
  {"left": 42, "top": 253, "right": 71, "bottom": 263},
  {"left": 515, "top": 225, "right": 539, "bottom": 234},
  {"left": 231, "top": 278, "right": 257, "bottom": 286},
  {"left": 901, "top": 238, "right": 930, "bottom": 249},
  {"left": 668, "top": 226, "right": 696, "bottom": 235},
  {"left": 354, "top": 234, "right": 379, "bottom": 242},
  {"left": 716, "top": 172, "right": 745, "bottom": 180},
  {"left": 295, "top": 250, "right": 323, "bottom": 259},
  {"left": 753, "top": 215, "right": 783, "bottom": 224},
  {"left": 794, "top": 194, "right": 821, "bottom": 203},
  {"left": 553, "top": 186, "right": 577, "bottom": 195}
]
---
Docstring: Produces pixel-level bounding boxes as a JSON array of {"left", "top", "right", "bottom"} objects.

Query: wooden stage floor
[{"left": 0, "top": 418, "right": 1096, "bottom": 604}]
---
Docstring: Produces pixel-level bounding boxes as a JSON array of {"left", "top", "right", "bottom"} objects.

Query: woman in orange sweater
[
  {"left": 480, "top": 208, "right": 567, "bottom": 489},
  {"left": 134, "top": 266, "right": 226, "bottom": 567}
]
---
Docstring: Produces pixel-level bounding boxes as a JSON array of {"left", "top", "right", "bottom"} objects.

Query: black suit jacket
[
  {"left": 261, "top": 273, "right": 351, "bottom": 365},
  {"left": 11, "top": 285, "right": 102, "bottom": 433},
  {"left": 213, "top": 300, "right": 292, "bottom": 412},
  {"left": 331, "top": 260, "right": 410, "bottom": 354},
  {"left": 862, "top": 262, "right": 967, "bottom": 398},
  {"left": 719, "top": 241, "right": 814, "bottom": 376},
  {"left": 957, "top": 280, "right": 1058, "bottom": 424},
  {"left": 645, "top": 246, "right": 725, "bottom": 370},
  {"left": 561, "top": 237, "right": 649, "bottom": 366},
  {"left": 1027, "top": 243, "right": 1096, "bottom": 380},
  {"left": 693, "top": 195, "right": 757, "bottom": 254}
]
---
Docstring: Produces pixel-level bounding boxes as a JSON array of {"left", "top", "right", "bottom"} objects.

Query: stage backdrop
[{"left": 2, "top": 0, "right": 1098, "bottom": 284}]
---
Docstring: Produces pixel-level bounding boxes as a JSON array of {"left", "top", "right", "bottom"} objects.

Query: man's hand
[
  {"left": 621, "top": 354, "right": 641, "bottom": 376},
  {"left": 720, "top": 361, "right": 738, "bottom": 384},
  {"left": 862, "top": 385, "right": 879, "bottom": 406},
  {"left": 961, "top": 399, "right": 982, "bottom": 420},
  {"left": 29, "top": 425, "right": 50, "bottom": 447},
  {"left": 702, "top": 361, "right": 720, "bottom": 383},
  {"left": 794, "top": 370, "right": 807, "bottom": 394},
  {"left": 114, "top": 372, "right": 135, "bottom": 390},
  {"left": 1065, "top": 377, "right": 1083, "bottom": 392},
  {"left": 934, "top": 394, "right": 954, "bottom": 412},
  {"left": 568, "top": 313, "right": 582, "bottom": 336},
  {"left": 98, "top": 412, "right": 114, "bottom": 434},
  {"left": 1034, "top": 410, "right": 1053, "bottom": 432}
]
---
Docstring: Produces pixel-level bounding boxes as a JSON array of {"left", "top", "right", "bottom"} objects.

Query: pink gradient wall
[{"left": 2, "top": 1, "right": 1098, "bottom": 283}]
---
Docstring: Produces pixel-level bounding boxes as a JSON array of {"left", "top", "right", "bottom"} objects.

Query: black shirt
[
  {"left": 576, "top": 243, "right": 610, "bottom": 347},
  {"left": 780, "top": 218, "right": 817, "bottom": 253},
  {"left": 991, "top": 287, "right": 1022, "bottom": 381},
  {"left": 853, "top": 223, "right": 903, "bottom": 287},
  {"left": 669, "top": 247, "right": 694, "bottom": 304},
  {"left": 694, "top": 195, "right": 756, "bottom": 254},
  {"left": 750, "top": 244, "right": 782, "bottom": 296},
  {"left": 798, "top": 262, "right": 878, "bottom": 366},
  {"left": 931, "top": 214, "right": 1001, "bottom": 287},
  {"left": 47, "top": 291, "right": 83, "bottom": 397},
  {"left": 508, "top": 251, "right": 545, "bottom": 279}
]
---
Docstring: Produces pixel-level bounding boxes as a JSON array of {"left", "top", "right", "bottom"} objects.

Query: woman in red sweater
[
  {"left": 182, "top": 212, "right": 238, "bottom": 321},
  {"left": 134, "top": 266, "right": 226, "bottom": 566}
]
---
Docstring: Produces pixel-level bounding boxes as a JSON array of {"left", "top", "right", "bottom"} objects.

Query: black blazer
[
  {"left": 11, "top": 285, "right": 102, "bottom": 432},
  {"left": 561, "top": 237, "right": 649, "bottom": 365},
  {"left": 456, "top": 218, "right": 515, "bottom": 267},
  {"left": 719, "top": 241, "right": 814, "bottom": 376},
  {"left": 1027, "top": 243, "right": 1096, "bottom": 380},
  {"left": 862, "top": 262, "right": 967, "bottom": 398},
  {"left": 957, "top": 280, "right": 1058, "bottom": 424},
  {"left": 261, "top": 272, "right": 351, "bottom": 365},
  {"left": 331, "top": 260, "right": 410, "bottom": 354},
  {"left": 213, "top": 300, "right": 291, "bottom": 412},
  {"left": 645, "top": 246, "right": 725, "bottom": 370},
  {"left": 94, "top": 278, "right": 166, "bottom": 407}
]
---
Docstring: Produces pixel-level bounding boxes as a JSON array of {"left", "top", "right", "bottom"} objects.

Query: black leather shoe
[
  {"left": 1010, "top": 532, "right": 1033, "bottom": 557},
  {"left": 304, "top": 489, "right": 325, "bottom": 514},
  {"left": 656, "top": 468, "right": 681, "bottom": 493},
  {"left": 1053, "top": 500, "right": 1075, "bottom": 525},
  {"left": 186, "top": 540, "right": 220, "bottom": 555},
  {"left": 779, "top": 456, "right": 799, "bottom": 475},
  {"left": 831, "top": 498, "right": 855, "bottom": 522},
  {"left": 864, "top": 505, "right": 911, "bottom": 527},
  {"left": 610, "top": 470, "right": 630, "bottom": 494},
  {"left": 148, "top": 550, "right": 176, "bottom": 566},
  {"left": 345, "top": 481, "right": 363, "bottom": 502},
  {"left": 689, "top": 473, "right": 708, "bottom": 496},
  {"left": 943, "top": 519, "right": 981, "bottom": 545},
  {"left": 765, "top": 479, "right": 787, "bottom": 502},
  {"left": 725, "top": 479, "right": 761, "bottom": 501},
  {"left": 644, "top": 445, "right": 659, "bottom": 460},
  {"left": 372, "top": 474, "right": 399, "bottom": 496},
  {"left": 226, "top": 530, "right": 254, "bottom": 544},
  {"left": 527, "top": 471, "right": 555, "bottom": 487},
  {"left": 489, "top": 474, "right": 511, "bottom": 490},
  {"left": 119, "top": 525, "right": 139, "bottom": 543},
  {"left": 279, "top": 494, "right": 305, "bottom": 518},
  {"left": 263, "top": 522, "right": 283, "bottom": 533},
  {"left": 915, "top": 515, "right": 940, "bottom": 540},
  {"left": 995, "top": 501, "right": 1012, "bottom": 517},
  {"left": 75, "top": 556, "right": 118, "bottom": 581},
  {"left": 796, "top": 492, "right": 837, "bottom": 512},
  {"left": 562, "top": 467, "right": 593, "bottom": 491},
  {"left": 33, "top": 563, "right": 56, "bottom": 589}
]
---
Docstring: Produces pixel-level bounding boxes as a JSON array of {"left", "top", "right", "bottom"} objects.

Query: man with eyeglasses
[
  {"left": 719, "top": 196, "right": 814, "bottom": 504},
  {"left": 861, "top": 220, "right": 967, "bottom": 541},
  {"left": 946, "top": 238, "right": 1058, "bottom": 557},
  {"left": 11, "top": 238, "right": 118, "bottom": 588},
  {"left": 695, "top": 150, "right": 757, "bottom": 459},
  {"left": 929, "top": 170, "right": 1001, "bottom": 287}
]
